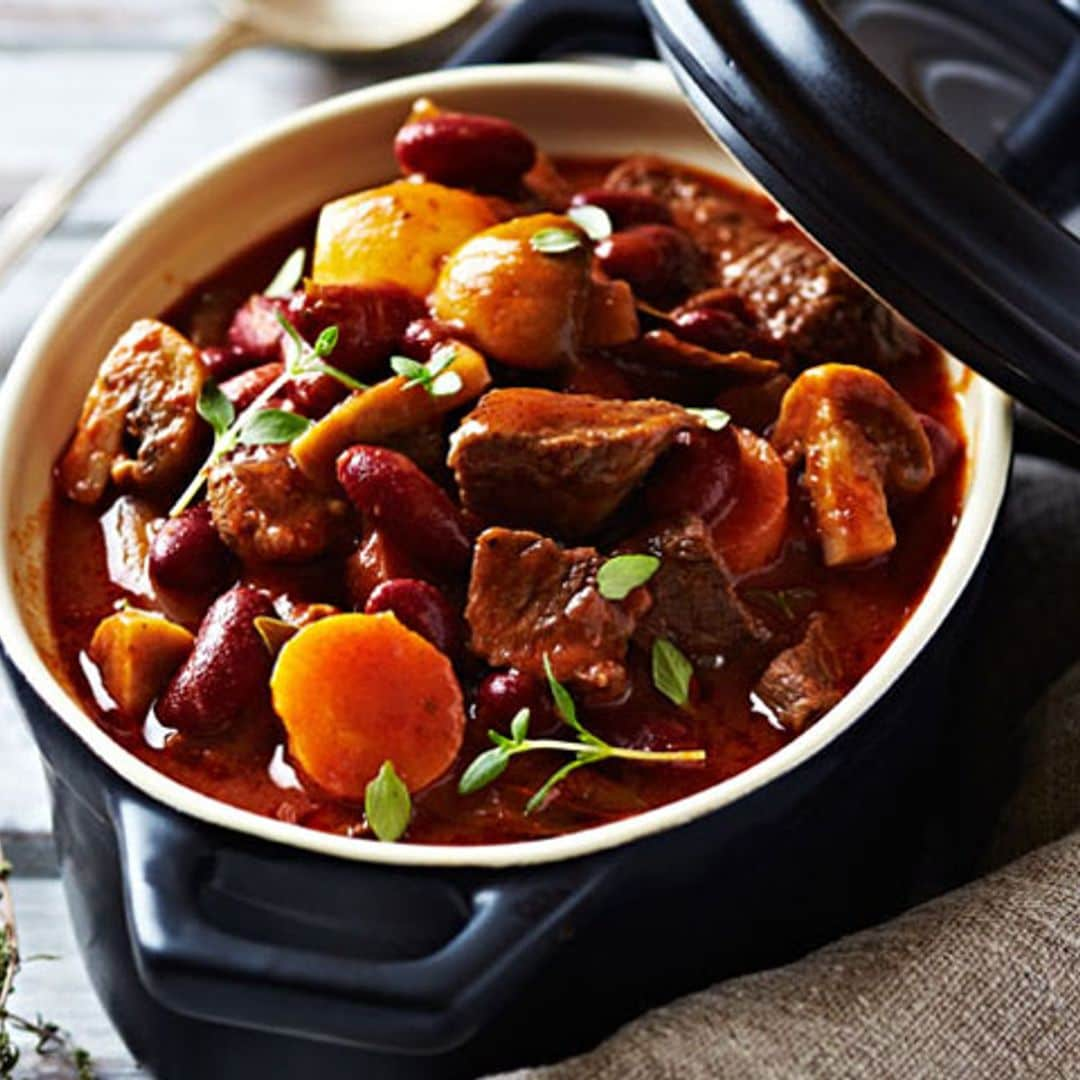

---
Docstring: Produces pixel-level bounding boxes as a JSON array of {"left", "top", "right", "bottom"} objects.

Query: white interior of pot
[{"left": 0, "top": 63, "right": 1012, "bottom": 867}]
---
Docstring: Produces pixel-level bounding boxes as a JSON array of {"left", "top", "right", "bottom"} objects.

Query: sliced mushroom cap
[
  {"left": 772, "top": 363, "right": 934, "bottom": 567},
  {"left": 58, "top": 319, "right": 207, "bottom": 505}
]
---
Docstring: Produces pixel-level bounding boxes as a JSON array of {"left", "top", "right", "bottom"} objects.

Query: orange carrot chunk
[
  {"left": 712, "top": 427, "right": 789, "bottom": 575},
  {"left": 270, "top": 612, "right": 465, "bottom": 801}
]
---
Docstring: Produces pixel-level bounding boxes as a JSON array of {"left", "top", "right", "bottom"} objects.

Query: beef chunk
[
  {"left": 754, "top": 614, "right": 842, "bottom": 732},
  {"left": 448, "top": 388, "right": 696, "bottom": 539},
  {"left": 604, "top": 156, "right": 775, "bottom": 270},
  {"left": 722, "top": 236, "right": 917, "bottom": 369},
  {"left": 605, "top": 156, "right": 917, "bottom": 370},
  {"left": 208, "top": 444, "right": 350, "bottom": 563},
  {"left": 465, "top": 528, "right": 648, "bottom": 699},
  {"left": 630, "top": 515, "right": 768, "bottom": 661}
]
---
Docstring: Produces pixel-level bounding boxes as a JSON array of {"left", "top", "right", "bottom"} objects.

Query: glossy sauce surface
[{"left": 45, "top": 157, "right": 966, "bottom": 844}]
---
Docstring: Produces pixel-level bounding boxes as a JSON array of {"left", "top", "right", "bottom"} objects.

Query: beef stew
[{"left": 45, "top": 102, "right": 965, "bottom": 845}]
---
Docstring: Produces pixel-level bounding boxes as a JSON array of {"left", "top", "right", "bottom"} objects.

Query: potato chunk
[
  {"left": 431, "top": 213, "right": 591, "bottom": 370},
  {"left": 58, "top": 320, "right": 207, "bottom": 505},
  {"left": 89, "top": 608, "right": 194, "bottom": 721},
  {"left": 312, "top": 180, "right": 497, "bottom": 296}
]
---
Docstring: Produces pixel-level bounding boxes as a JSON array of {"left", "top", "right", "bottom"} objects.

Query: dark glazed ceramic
[{"left": 2, "top": 545, "right": 991, "bottom": 1077}]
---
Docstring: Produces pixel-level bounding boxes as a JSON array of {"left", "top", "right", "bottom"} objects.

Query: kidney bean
[
  {"left": 473, "top": 669, "right": 555, "bottom": 734},
  {"left": 394, "top": 112, "right": 537, "bottom": 191},
  {"left": 344, "top": 528, "right": 423, "bottom": 608},
  {"left": 156, "top": 586, "right": 275, "bottom": 735},
  {"left": 285, "top": 372, "right": 347, "bottom": 419},
  {"left": 219, "top": 362, "right": 285, "bottom": 411},
  {"left": 594, "top": 225, "right": 705, "bottom": 306},
  {"left": 364, "top": 578, "right": 462, "bottom": 660},
  {"left": 398, "top": 317, "right": 456, "bottom": 362},
  {"left": 227, "top": 294, "right": 291, "bottom": 360},
  {"left": 288, "top": 283, "right": 424, "bottom": 377},
  {"left": 201, "top": 345, "right": 255, "bottom": 382},
  {"left": 570, "top": 188, "right": 673, "bottom": 230},
  {"left": 149, "top": 503, "right": 236, "bottom": 594},
  {"left": 671, "top": 288, "right": 783, "bottom": 359},
  {"left": 645, "top": 426, "right": 740, "bottom": 523},
  {"left": 338, "top": 446, "right": 472, "bottom": 576}
]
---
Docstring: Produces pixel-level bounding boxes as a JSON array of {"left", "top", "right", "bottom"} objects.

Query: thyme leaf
[{"left": 458, "top": 661, "right": 706, "bottom": 812}]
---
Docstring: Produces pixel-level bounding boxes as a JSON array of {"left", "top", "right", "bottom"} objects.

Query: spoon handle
[{"left": 0, "top": 17, "right": 264, "bottom": 287}]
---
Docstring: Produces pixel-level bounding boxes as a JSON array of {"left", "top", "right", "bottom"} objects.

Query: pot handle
[
  {"left": 109, "top": 790, "right": 611, "bottom": 1053},
  {"left": 446, "top": 0, "right": 654, "bottom": 67}
]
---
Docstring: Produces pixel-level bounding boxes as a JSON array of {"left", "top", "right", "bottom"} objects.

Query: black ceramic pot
[{"left": 0, "top": 64, "right": 1012, "bottom": 1079}]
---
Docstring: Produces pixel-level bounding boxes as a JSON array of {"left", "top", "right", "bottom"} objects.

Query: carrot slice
[
  {"left": 711, "top": 427, "right": 789, "bottom": 575},
  {"left": 270, "top": 612, "right": 465, "bottom": 800}
]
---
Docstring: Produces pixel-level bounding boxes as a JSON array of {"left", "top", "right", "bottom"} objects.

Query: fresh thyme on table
[
  {"left": 458, "top": 654, "right": 706, "bottom": 813},
  {"left": 0, "top": 850, "right": 94, "bottom": 1079}
]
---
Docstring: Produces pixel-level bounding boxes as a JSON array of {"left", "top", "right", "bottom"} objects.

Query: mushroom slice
[
  {"left": 58, "top": 320, "right": 207, "bottom": 505},
  {"left": 772, "top": 364, "right": 934, "bottom": 567}
]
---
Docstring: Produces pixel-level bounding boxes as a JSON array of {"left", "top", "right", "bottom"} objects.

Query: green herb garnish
[
  {"left": 389, "top": 344, "right": 462, "bottom": 398},
  {"left": 566, "top": 204, "right": 613, "bottom": 242},
  {"left": 171, "top": 315, "right": 365, "bottom": 516},
  {"left": 530, "top": 226, "right": 583, "bottom": 255},
  {"left": 687, "top": 407, "right": 732, "bottom": 432},
  {"left": 238, "top": 408, "right": 312, "bottom": 446},
  {"left": 1, "top": 851, "right": 94, "bottom": 1078},
  {"left": 458, "top": 656, "right": 705, "bottom": 813},
  {"left": 364, "top": 761, "right": 412, "bottom": 843},
  {"left": 263, "top": 246, "right": 305, "bottom": 298},
  {"left": 596, "top": 554, "right": 660, "bottom": 600},
  {"left": 651, "top": 637, "right": 694, "bottom": 708},
  {"left": 745, "top": 587, "right": 817, "bottom": 623}
]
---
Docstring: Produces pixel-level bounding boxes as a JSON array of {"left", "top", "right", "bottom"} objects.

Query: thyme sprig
[
  {"left": 1, "top": 848, "right": 94, "bottom": 1078},
  {"left": 171, "top": 316, "right": 364, "bottom": 516},
  {"left": 459, "top": 655, "right": 705, "bottom": 814}
]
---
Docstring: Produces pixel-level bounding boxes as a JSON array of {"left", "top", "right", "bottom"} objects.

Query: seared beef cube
[
  {"left": 605, "top": 156, "right": 917, "bottom": 370},
  {"left": 630, "top": 515, "right": 768, "bottom": 661},
  {"left": 722, "top": 237, "right": 917, "bottom": 369},
  {"left": 448, "top": 388, "right": 696, "bottom": 539},
  {"left": 208, "top": 444, "right": 350, "bottom": 563},
  {"left": 465, "top": 528, "right": 648, "bottom": 699},
  {"left": 754, "top": 614, "right": 842, "bottom": 732},
  {"left": 604, "top": 155, "right": 775, "bottom": 269}
]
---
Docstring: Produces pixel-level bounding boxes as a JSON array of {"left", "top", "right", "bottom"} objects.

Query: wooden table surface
[{"left": 0, "top": 2, "right": 497, "bottom": 1074}]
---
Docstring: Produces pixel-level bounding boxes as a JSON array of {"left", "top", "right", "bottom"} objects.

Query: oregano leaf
[
  {"left": 652, "top": 638, "right": 694, "bottom": 708},
  {"left": 597, "top": 554, "right": 660, "bottom": 600},
  {"left": 196, "top": 381, "right": 235, "bottom": 439},
  {"left": 365, "top": 761, "right": 411, "bottom": 842},
  {"left": 238, "top": 408, "right": 312, "bottom": 446}
]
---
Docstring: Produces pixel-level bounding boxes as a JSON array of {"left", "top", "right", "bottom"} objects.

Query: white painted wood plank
[
  {"left": 5, "top": 878, "right": 145, "bottom": 1077},
  {"left": 0, "top": 1, "right": 216, "bottom": 48}
]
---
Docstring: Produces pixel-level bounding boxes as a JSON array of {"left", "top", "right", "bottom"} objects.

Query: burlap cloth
[{"left": 497, "top": 447, "right": 1080, "bottom": 1078}]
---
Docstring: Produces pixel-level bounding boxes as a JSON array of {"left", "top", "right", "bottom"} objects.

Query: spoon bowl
[{"left": 221, "top": 0, "right": 486, "bottom": 53}]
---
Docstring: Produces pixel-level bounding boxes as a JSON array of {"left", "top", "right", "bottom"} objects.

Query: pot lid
[
  {"left": 453, "top": 0, "right": 1080, "bottom": 439},
  {"left": 641, "top": 0, "right": 1080, "bottom": 437}
]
